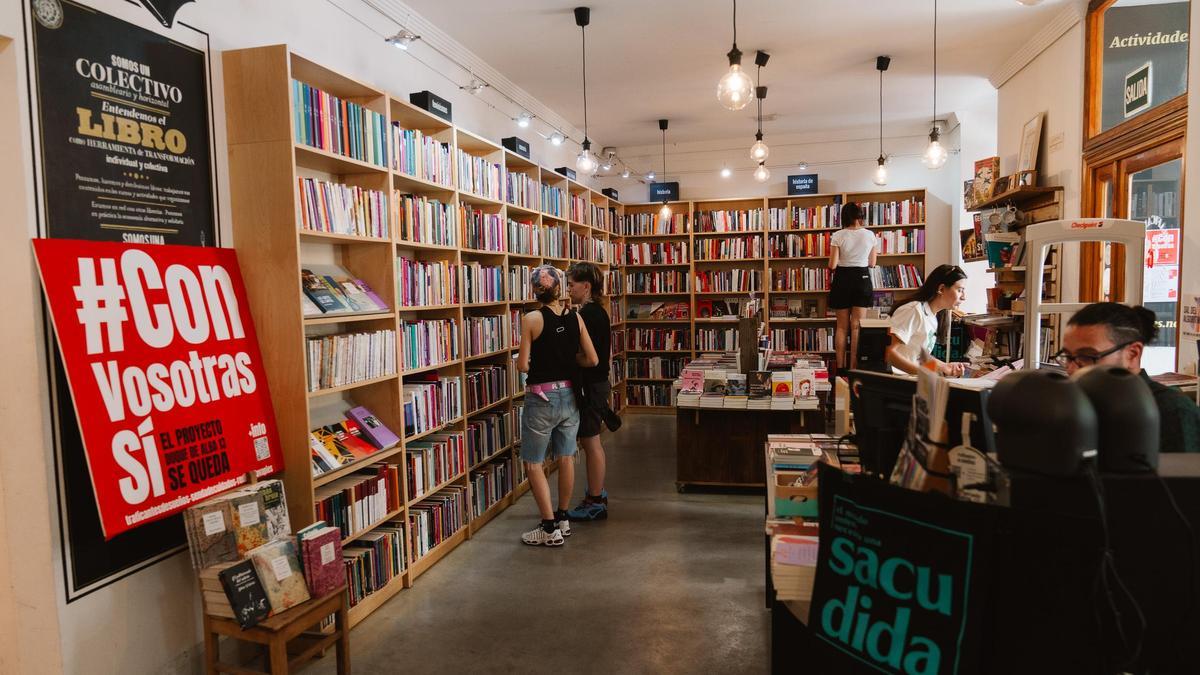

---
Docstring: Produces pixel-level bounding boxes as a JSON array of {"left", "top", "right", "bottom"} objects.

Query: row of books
[
  {"left": 543, "top": 224, "right": 566, "bottom": 258},
  {"left": 305, "top": 329, "right": 396, "bottom": 391},
  {"left": 465, "top": 315, "right": 507, "bottom": 356},
  {"left": 697, "top": 298, "right": 745, "bottom": 318},
  {"left": 877, "top": 228, "right": 926, "bottom": 255},
  {"left": 627, "top": 355, "right": 689, "bottom": 379},
  {"left": 624, "top": 241, "right": 689, "bottom": 265},
  {"left": 625, "top": 270, "right": 689, "bottom": 294},
  {"left": 694, "top": 208, "right": 763, "bottom": 233},
  {"left": 456, "top": 150, "right": 502, "bottom": 200},
  {"left": 569, "top": 193, "right": 588, "bottom": 223},
  {"left": 628, "top": 383, "right": 673, "bottom": 406},
  {"left": 622, "top": 212, "right": 689, "bottom": 236},
  {"left": 869, "top": 264, "right": 923, "bottom": 289},
  {"left": 314, "top": 462, "right": 402, "bottom": 539},
  {"left": 605, "top": 270, "right": 624, "bottom": 296},
  {"left": 403, "top": 375, "right": 462, "bottom": 438},
  {"left": 409, "top": 486, "right": 468, "bottom": 561},
  {"left": 695, "top": 327, "right": 738, "bottom": 351},
  {"left": 301, "top": 265, "right": 389, "bottom": 316},
  {"left": 507, "top": 219, "right": 542, "bottom": 256},
  {"left": 396, "top": 193, "right": 456, "bottom": 247},
  {"left": 629, "top": 327, "right": 689, "bottom": 351},
  {"left": 400, "top": 318, "right": 459, "bottom": 370},
  {"left": 466, "top": 364, "right": 509, "bottom": 412},
  {"left": 768, "top": 231, "right": 831, "bottom": 258},
  {"left": 568, "top": 231, "right": 594, "bottom": 261},
  {"left": 771, "top": 267, "right": 830, "bottom": 292},
  {"left": 768, "top": 327, "right": 835, "bottom": 353},
  {"left": 769, "top": 296, "right": 824, "bottom": 319},
  {"left": 695, "top": 235, "right": 763, "bottom": 260},
  {"left": 291, "top": 79, "right": 388, "bottom": 168},
  {"left": 776, "top": 203, "right": 842, "bottom": 230},
  {"left": 855, "top": 199, "right": 925, "bottom": 226},
  {"left": 466, "top": 412, "right": 510, "bottom": 466},
  {"left": 676, "top": 355, "right": 829, "bottom": 411},
  {"left": 506, "top": 171, "right": 538, "bottom": 209},
  {"left": 344, "top": 521, "right": 405, "bottom": 608},
  {"left": 310, "top": 408, "right": 399, "bottom": 477},
  {"left": 611, "top": 328, "right": 626, "bottom": 354},
  {"left": 694, "top": 269, "right": 761, "bottom": 293},
  {"left": 390, "top": 124, "right": 451, "bottom": 186},
  {"left": 462, "top": 262, "right": 505, "bottom": 304},
  {"left": 541, "top": 184, "right": 564, "bottom": 217},
  {"left": 397, "top": 257, "right": 458, "bottom": 307},
  {"left": 591, "top": 203, "right": 614, "bottom": 232},
  {"left": 461, "top": 204, "right": 504, "bottom": 252},
  {"left": 298, "top": 178, "right": 389, "bottom": 239},
  {"left": 406, "top": 431, "right": 466, "bottom": 500},
  {"left": 508, "top": 265, "right": 533, "bottom": 303},
  {"left": 470, "top": 456, "right": 514, "bottom": 518}
]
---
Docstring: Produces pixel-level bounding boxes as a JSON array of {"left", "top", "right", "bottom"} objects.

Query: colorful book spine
[
  {"left": 400, "top": 318, "right": 460, "bottom": 370},
  {"left": 297, "top": 178, "right": 389, "bottom": 238},
  {"left": 405, "top": 432, "right": 466, "bottom": 500},
  {"left": 694, "top": 208, "right": 763, "bottom": 233},
  {"left": 540, "top": 183, "right": 563, "bottom": 216},
  {"left": 460, "top": 204, "right": 505, "bottom": 252},
  {"left": 470, "top": 455, "right": 514, "bottom": 517},
  {"left": 464, "top": 315, "right": 507, "bottom": 356},
  {"left": 396, "top": 257, "right": 459, "bottom": 307},
  {"left": 390, "top": 124, "right": 452, "bottom": 186},
  {"left": 305, "top": 329, "right": 396, "bottom": 391},
  {"left": 621, "top": 212, "right": 688, "bottom": 235},
  {"left": 408, "top": 486, "right": 468, "bottom": 561},
  {"left": 693, "top": 269, "right": 762, "bottom": 293},
  {"left": 624, "top": 270, "right": 689, "bottom": 294},
  {"left": 455, "top": 150, "right": 502, "bottom": 200},
  {"left": 694, "top": 235, "right": 763, "bottom": 260},
  {"left": 291, "top": 79, "right": 387, "bottom": 167},
  {"left": 462, "top": 262, "right": 505, "bottom": 304},
  {"left": 395, "top": 193, "right": 456, "bottom": 247},
  {"left": 465, "top": 364, "right": 509, "bottom": 412}
]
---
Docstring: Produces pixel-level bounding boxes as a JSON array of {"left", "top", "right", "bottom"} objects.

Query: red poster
[
  {"left": 1145, "top": 228, "right": 1180, "bottom": 267},
  {"left": 33, "top": 239, "right": 282, "bottom": 538}
]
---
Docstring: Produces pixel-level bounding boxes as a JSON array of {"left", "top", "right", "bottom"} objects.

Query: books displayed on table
[
  {"left": 184, "top": 480, "right": 292, "bottom": 570},
  {"left": 296, "top": 522, "right": 344, "bottom": 598},
  {"left": 301, "top": 265, "right": 389, "bottom": 316},
  {"left": 203, "top": 560, "right": 271, "bottom": 628},
  {"left": 247, "top": 538, "right": 312, "bottom": 615},
  {"left": 673, "top": 354, "right": 829, "bottom": 412}
]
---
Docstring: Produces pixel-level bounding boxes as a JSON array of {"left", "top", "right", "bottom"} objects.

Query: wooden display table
[
  {"left": 203, "top": 585, "right": 349, "bottom": 675},
  {"left": 675, "top": 407, "right": 824, "bottom": 490}
]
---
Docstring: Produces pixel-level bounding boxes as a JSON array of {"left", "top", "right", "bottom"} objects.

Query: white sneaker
[
  {"left": 557, "top": 518, "right": 572, "bottom": 537},
  {"left": 521, "top": 524, "right": 564, "bottom": 546}
]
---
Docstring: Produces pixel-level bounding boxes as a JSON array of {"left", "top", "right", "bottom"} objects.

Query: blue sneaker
[{"left": 567, "top": 490, "right": 608, "bottom": 521}]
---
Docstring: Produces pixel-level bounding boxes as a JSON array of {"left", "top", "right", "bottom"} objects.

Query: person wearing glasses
[
  {"left": 885, "top": 264, "right": 968, "bottom": 376},
  {"left": 1057, "top": 302, "right": 1199, "bottom": 453}
]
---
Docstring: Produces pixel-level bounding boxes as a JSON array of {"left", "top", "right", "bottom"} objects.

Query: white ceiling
[{"left": 399, "top": 0, "right": 1070, "bottom": 150}]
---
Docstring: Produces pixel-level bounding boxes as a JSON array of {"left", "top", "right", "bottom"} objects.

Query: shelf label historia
[{"left": 33, "top": 239, "right": 281, "bottom": 538}]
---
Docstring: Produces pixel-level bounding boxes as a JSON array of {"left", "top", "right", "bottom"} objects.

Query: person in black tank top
[
  {"left": 515, "top": 266, "right": 598, "bottom": 546},
  {"left": 565, "top": 262, "right": 620, "bottom": 522}
]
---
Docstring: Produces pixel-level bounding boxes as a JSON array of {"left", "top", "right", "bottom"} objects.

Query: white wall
[
  {"left": 996, "top": 22, "right": 1086, "bottom": 308},
  {"left": 0, "top": 1, "right": 592, "bottom": 673}
]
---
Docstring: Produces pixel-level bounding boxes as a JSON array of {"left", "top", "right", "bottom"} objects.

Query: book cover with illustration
[{"left": 248, "top": 539, "right": 312, "bottom": 615}]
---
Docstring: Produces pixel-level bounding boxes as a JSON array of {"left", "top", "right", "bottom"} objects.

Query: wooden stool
[{"left": 203, "top": 585, "right": 350, "bottom": 675}]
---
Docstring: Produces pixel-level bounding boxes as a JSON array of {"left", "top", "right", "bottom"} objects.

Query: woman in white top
[
  {"left": 828, "top": 203, "right": 878, "bottom": 370},
  {"left": 886, "top": 264, "right": 968, "bottom": 376}
]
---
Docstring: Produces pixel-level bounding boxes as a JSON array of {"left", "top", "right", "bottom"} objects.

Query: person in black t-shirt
[
  {"left": 516, "top": 265, "right": 599, "bottom": 546},
  {"left": 565, "top": 263, "right": 620, "bottom": 521}
]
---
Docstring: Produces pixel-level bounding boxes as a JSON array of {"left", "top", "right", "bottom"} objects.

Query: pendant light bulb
[
  {"left": 873, "top": 156, "right": 889, "bottom": 186},
  {"left": 922, "top": 127, "right": 948, "bottom": 169},
  {"left": 750, "top": 137, "right": 769, "bottom": 162},
  {"left": 576, "top": 141, "right": 598, "bottom": 173},
  {"left": 720, "top": 166, "right": 732, "bottom": 178},
  {"left": 718, "top": 63, "right": 754, "bottom": 110},
  {"left": 659, "top": 202, "right": 672, "bottom": 219},
  {"left": 753, "top": 162, "right": 770, "bottom": 182}
]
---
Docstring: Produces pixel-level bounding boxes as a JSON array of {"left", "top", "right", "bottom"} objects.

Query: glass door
[{"left": 1128, "top": 155, "right": 1182, "bottom": 373}]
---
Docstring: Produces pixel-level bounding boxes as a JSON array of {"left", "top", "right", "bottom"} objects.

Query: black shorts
[
  {"left": 828, "top": 266, "right": 873, "bottom": 309},
  {"left": 578, "top": 381, "right": 611, "bottom": 438}
]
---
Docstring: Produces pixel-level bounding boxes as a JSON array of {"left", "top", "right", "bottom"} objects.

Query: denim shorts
[{"left": 519, "top": 387, "right": 580, "bottom": 464}]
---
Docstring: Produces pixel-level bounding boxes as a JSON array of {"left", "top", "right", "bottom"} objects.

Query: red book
[{"left": 297, "top": 524, "right": 343, "bottom": 598}]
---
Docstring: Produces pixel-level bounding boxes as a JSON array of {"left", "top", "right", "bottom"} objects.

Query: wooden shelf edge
[
  {"left": 346, "top": 570, "right": 408, "bottom": 629},
  {"left": 409, "top": 526, "right": 469, "bottom": 581},
  {"left": 406, "top": 470, "right": 468, "bottom": 507},
  {"left": 313, "top": 443, "right": 404, "bottom": 488},
  {"left": 308, "top": 373, "right": 399, "bottom": 399},
  {"left": 469, "top": 492, "right": 513, "bottom": 533},
  {"left": 340, "top": 505, "right": 405, "bottom": 546}
]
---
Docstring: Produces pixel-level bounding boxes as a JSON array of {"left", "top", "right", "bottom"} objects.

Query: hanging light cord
[
  {"left": 932, "top": 0, "right": 937, "bottom": 126},
  {"left": 581, "top": 21, "right": 589, "bottom": 143},
  {"left": 662, "top": 128, "right": 667, "bottom": 178},
  {"left": 879, "top": 66, "right": 884, "bottom": 158},
  {"left": 732, "top": 0, "right": 737, "bottom": 45},
  {"left": 757, "top": 64, "right": 763, "bottom": 137}
]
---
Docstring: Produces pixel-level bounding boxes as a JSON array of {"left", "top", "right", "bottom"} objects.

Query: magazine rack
[{"left": 1022, "top": 218, "right": 1146, "bottom": 367}]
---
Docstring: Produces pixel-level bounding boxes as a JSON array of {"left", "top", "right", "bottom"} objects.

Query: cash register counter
[
  {"left": 770, "top": 454, "right": 1200, "bottom": 673},
  {"left": 675, "top": 406, "right": 825, "bottom": 490}
]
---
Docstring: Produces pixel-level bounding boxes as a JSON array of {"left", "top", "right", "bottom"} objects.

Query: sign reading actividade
[
  {"left": 31, "top": 0, "right": 215, "bottom": 245},
  {"left": 1101, "top": 1, "right": 1189, "bottom": 131},
  {"left": 32, "top": 240, "right": 281, "bottom": 539},
  {"left": 810, "top": 468, "right": 984, "bottom": 675}
]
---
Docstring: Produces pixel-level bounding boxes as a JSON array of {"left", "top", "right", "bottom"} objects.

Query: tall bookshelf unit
[
  {"left": 621, "top": 188, "right": 929, "bottom": 412},
  {"left": 223, "top": 45, "right": 625, "bottom": 628}
]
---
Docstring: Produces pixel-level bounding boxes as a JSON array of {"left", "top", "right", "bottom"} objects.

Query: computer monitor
[
  {"left": 848, "top": 370, "right": 995, "bottom": 477},
  {"left": 855, "top": 326, "right": 891, "bottom": 373}
]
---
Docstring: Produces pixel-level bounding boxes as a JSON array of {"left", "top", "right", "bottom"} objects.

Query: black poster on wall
[
  {"left": 27, "top": 0, "right": 216, "bottom": 599},
  {"left": 31, "top": 0, "right": 214, "bottom": 245}
]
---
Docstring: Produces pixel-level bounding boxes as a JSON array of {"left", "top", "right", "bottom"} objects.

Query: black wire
[
  {"left": 878, "top": 66, "right": 884, "bottom": 158},
  {"left": 1085, "top": 466, "right": 1146, "bottom": 669},
  {"left": 1156, "top": 473, "right": 1198, "bottom": 663},
  {"left": 756, "top": 64, "right": 763, "bottom": 137},
  {"left": 732, "top": 0, "right": 737, "bottom": 45},
  {"left": 662, "top": 127, "right": 667, "bottom": 179}
]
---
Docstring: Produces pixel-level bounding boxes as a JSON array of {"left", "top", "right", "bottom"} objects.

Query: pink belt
[{"left": 527, "top": 380, "right": 572, "bottom": 400}]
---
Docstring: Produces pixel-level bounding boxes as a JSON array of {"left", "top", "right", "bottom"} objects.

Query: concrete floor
[{"left": 309, "top": 413, "right": 770, "bottom": 674}]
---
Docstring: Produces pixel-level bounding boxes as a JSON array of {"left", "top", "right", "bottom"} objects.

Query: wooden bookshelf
[
  {"left": 223, "top": 45, "right": 626, "bottom": 629},
  {"left": 618, "top": 189, "right": 929, "bottom": 411}
]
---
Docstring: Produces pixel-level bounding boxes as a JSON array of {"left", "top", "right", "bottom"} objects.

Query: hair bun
[{"left": 1132, "top": 305, "right": 1159, "bottom": 343}]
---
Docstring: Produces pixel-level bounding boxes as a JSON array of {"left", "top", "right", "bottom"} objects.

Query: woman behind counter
[{"left": 885, "top": 264, "right": 967, "bottom": 376}]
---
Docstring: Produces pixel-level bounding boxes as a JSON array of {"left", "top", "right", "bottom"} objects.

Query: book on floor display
[
  {"left": 229, "top": 490, "right": 270, "bottom": 557},
  {"left": 235, "top": 479, "right": 291, "bottom": 542},
  {"left": 248, "top": 539, "right": 312, "bottom": 615},
  {"left": 702, "top": 370, "right": 729, "bottom": 395},
  {"left": 185, "top": 500, "right": 237, "bottom": 570},
  {"left": 749, "top": 371, "right": 772, "bottom": 399},
  {"left": 679, "top": 368, "right": 705, "bottom": 394},
  {"left": 297, "top": 522, "right": 344, "bottom": 598},
  {"left": 348, "top": 406, "right": 401, "bottom": 449},
  {"left": 727, "top": 373, "right": 747, "bottom": 396},
  {"left": 218, "top": 559, "right": 273, "bottom": 629}
]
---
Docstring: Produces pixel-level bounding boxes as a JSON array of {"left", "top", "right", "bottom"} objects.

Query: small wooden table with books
[{"left": 202, "top": 584, "right": 350, "bottom": 675}]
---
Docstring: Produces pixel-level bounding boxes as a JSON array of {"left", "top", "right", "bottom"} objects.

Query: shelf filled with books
[{"left": 224, "top": 45, "right": 627, "bottom": 628}]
